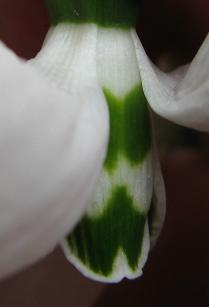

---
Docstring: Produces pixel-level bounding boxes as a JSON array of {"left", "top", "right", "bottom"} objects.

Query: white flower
[{"left": 0, "top": 2, "right": 208, "bottom": 282}]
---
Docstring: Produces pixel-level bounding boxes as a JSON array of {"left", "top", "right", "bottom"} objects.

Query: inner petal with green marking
[{"left": 65, "top": 85, "right": 153, "bottom": 282}]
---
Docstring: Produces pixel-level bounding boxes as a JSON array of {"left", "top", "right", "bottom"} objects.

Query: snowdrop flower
[{"left": 0, "top": 0, "right": 208, "bottom": 282}]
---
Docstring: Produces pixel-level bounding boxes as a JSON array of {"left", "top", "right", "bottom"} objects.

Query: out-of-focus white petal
[
  {"left": 132, "top": 31, "right": 209, "bottom": 132},
  {"left": 0, "top": 37, "right": 108, "bottom": 280}
]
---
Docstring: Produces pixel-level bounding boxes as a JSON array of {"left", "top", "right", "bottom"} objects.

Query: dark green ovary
[
  {"left": 45, "top": 0, "right": 140, "bottom": 28},
  {"left": 103, "top": 85, "right": 151, "bottom": 172},
  {"left": 68, "top": 186, "right": 146, "bottom": 276}
]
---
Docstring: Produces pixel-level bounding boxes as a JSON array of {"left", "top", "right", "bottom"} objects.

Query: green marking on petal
[
  {"left": 67, "top": 186, "right": 146, "bottom": 276},
  {"left": 123, "top": 85, "right": 151, "bottom": 164},
  {"left": 45, "top": 0, "right": 140, "bottom": 28},
  {"left": 103, "top": 88, "right": 123, "bottom": 171},
  {"left": 103, "top": 85, "right": 151, "bottom": 172}
]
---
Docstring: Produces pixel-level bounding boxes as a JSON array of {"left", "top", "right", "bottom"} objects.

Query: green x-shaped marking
[{"left": 103, "top": 84, "right": 151, "bottom": 172}]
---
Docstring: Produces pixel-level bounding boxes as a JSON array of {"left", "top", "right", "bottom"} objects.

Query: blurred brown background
[{"left": 0, "top": 1, "right": 208, "bottom": 306}]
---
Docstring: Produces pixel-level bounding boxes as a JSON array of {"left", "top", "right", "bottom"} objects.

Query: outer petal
[
  {"left": 131, "top": 31, "right": 209, "bottom": 132},
  {"left": 0, "top": 40, "right": 108, "bottom": 279}
]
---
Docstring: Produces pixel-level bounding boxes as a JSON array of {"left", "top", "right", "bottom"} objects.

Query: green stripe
[
  {"left": 45, "top": 0, "right": 140, "bottom": 28},
  {"left": 68, "top": 186, "right": 146, "bottom": 276},
  {"left": 103, "top": 85, "right": 151, "bottom": 172}
]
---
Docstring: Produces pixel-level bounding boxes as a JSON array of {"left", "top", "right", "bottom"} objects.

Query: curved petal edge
[{"left": 132, "top": 31, "right": 209, "bottom": 132}]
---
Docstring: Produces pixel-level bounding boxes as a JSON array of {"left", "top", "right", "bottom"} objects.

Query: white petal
[
  {"left": 131, "top": 31, "right": 209, "bottom": 132},
  {"left": 0, "top": 40, "right": 108, "bottom": 279}
]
